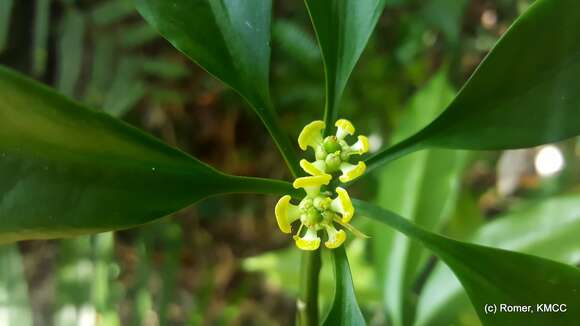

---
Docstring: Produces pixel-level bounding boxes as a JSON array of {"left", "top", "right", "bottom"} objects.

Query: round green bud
[
  {"left": 322, "top": 210, "right": 337, "bottom": 223},
  {"left": 325, "top": 153, "right": 342, "bottom": 172},
  {"left": 323, "top": 136, "right": 342, "bottom": 154},
  {"left": 315, "top": 145, "right": 327, "bottom": 160},
  {"left": 313, "top": 196, "right": 331, "bottom": 211},
  {"left": 299, "top": 198, "right": 313, "bottom": 211},
  {"left": 303, "top": 207, "right": 323, "bottom": 227}
]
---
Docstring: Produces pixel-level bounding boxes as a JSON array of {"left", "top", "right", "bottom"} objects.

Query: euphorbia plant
[{"left": 1, "top": 0, "right": 580, "bottom": 325}]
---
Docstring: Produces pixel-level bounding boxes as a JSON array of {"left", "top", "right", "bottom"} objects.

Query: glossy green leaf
[
  {"left": 136, "top": 0, "right": 300, "bottom": 176},
  {"left": 373, "top": 72, "right": 465, "bottom": 326},
  {"left": 322, "top": 246, "right": 365, "bottom": 326},
  {"left": 0, "top": 66, "right": 293, "bottom": 243},
  {"left": 304, "top": 0, "right": 386, "bottom": 130},
  {"left": 368, "top": 0, "right": 580, "bottom": 171},
  {"left": 356, "top": 200, "right": 580, "bottom": 325},
  {"left": 416, "top": 193, "right": 580, "bottom": 326}
]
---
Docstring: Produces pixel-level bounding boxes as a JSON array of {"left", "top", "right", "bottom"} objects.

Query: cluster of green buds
[{"left": 275, "top": 119, "right": 369, "bottom": 251}]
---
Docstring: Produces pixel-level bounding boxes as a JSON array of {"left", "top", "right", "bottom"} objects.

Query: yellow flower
[
  {"left": 274, "top": 182, "right": 359, "bottom": 251},
  {"left": 298, "top": 118, "right": 368, "bottom": 183},
  {"left": 275, "top": 119, "right": 371, "bottom": 250}
]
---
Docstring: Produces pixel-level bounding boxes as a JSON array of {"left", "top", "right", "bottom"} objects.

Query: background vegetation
[{"left": 1, "top": 0, "right": 578, "bottom": 325}]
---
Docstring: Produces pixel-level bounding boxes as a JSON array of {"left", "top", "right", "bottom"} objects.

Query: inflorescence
[{"left": 275, "top": 119, "right": 369, "bottom": 250}]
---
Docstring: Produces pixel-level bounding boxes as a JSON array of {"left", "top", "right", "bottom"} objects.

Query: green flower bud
[
  {"left": 323, "top": 136, "right": 342, "bottom": 154},
  {"left": 303, "top": 207, "right": 323, "bottom": 227},
  {"left": 299, "top": 197, "right": 313, "bottom": 211},
  {"left": 315, "top": 145, "right": 327, "bottom": 160},
  {"left": 325, "top": 152, "right": 342, "bottom": 172},
  {"left": 313, "top": 196, "right": 331, "bottom": 211},
  {"left": 322, "top": 210, "right": 337, "bottom": 223}
]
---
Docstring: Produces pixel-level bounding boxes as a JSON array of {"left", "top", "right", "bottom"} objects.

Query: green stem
[{"left": 299, "top": 249, "right": 321, "bottom": 326}]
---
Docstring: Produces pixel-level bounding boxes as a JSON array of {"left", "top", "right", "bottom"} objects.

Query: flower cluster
[{"left": 275, "top": 119, "right": 369, "bottom": 250}]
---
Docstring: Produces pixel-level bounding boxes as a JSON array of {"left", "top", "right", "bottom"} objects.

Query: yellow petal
[
  {"left": 350, "top": 135, "right": 369, "bottom": 155},
  {"left": 324, "top": 226, "right": 346, "bottom": 249},
  {"left": 293, "top": 174, "right": 331, "bottom": 197},
  {"left": 339, "top": 161, "right": 366, "bottom": 183},
  {"left": 298, "top": 120, "right": 325, "bottom": 151},
  {"left": 335, "top": 119, "right": 355, "bottom": 139},
  {"left": 275, "top": 195, "right": 301, "bottom": 234},
  {"left": 300, "top": 159, "right": 326, "bottom": 176},
  {"left": 293, "top": 229, "right": 321, "bottom": 251},
  {"left": 331, "top": 187, "right": 355, "bottom": 223}
]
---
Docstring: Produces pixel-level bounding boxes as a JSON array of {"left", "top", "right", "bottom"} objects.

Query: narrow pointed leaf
[
  {"left": 322, "top": 246, "right": 365, "bottom": 326},
  {"left": 0, "top": 66, "right": 292, "bottom": 243},
  {"left": 416, "top": 193, "right": 580, "bottom": 325},
  {"left": 356, "top": 200, "right": 580, "bottom": 325},
  {"left": 304, "top": 0, "right": 386, "bottom": 130},
  {"left": 136, "top": 0, "right": 300, "bottom": 176},
  {"left": 368, "top": 0, "right": 580, "bottom": 171}
]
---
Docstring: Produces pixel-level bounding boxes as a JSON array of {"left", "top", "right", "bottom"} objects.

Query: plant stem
[{"left": 299, "top": 249, "right": 321, "bottom": 326}]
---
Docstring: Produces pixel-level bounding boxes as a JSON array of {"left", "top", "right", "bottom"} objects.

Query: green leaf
[
  {"left": 416, "top": 193, "right": 580, "bottom": 326},
  {"left": 0, "top": 66, "right": 293, "bottom": 243},
  {"left": 56, "top": 8, "right": 85, "bottom": 97},
  {"left": 304, "top": 0, "right": 386, "bottom": 131},
  {"left": 90, "top": 0, "right": 135, "bottom": 26},
  {"left": 32, "top": 0, "right": 51, "bottom": 76},
  {"left": 356, "top": 200, "right": 580, "bottom": 325},
  {"left": 0, "top": 0, "right": 14, "bottom": 53},
  {"left": 373, "top": 72, "right": 465, "bottom": 326},
  {"left": 322, "top": 246, "right": 365, "bottom": 326},
  {"left": 136, "top": 0, "right": 300, "bottom": 177},
  {"left": 367, "top": 0, "right": 580, "bottom": 171},
  {"left": 102, "top": 58, "right": 146, "bottom": 117},
  {"left": 420, "top": 0, "right": 468, "bottom": 45},
  {"left": 272, "top": 19, "right": 321, "bottom": 69}
]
